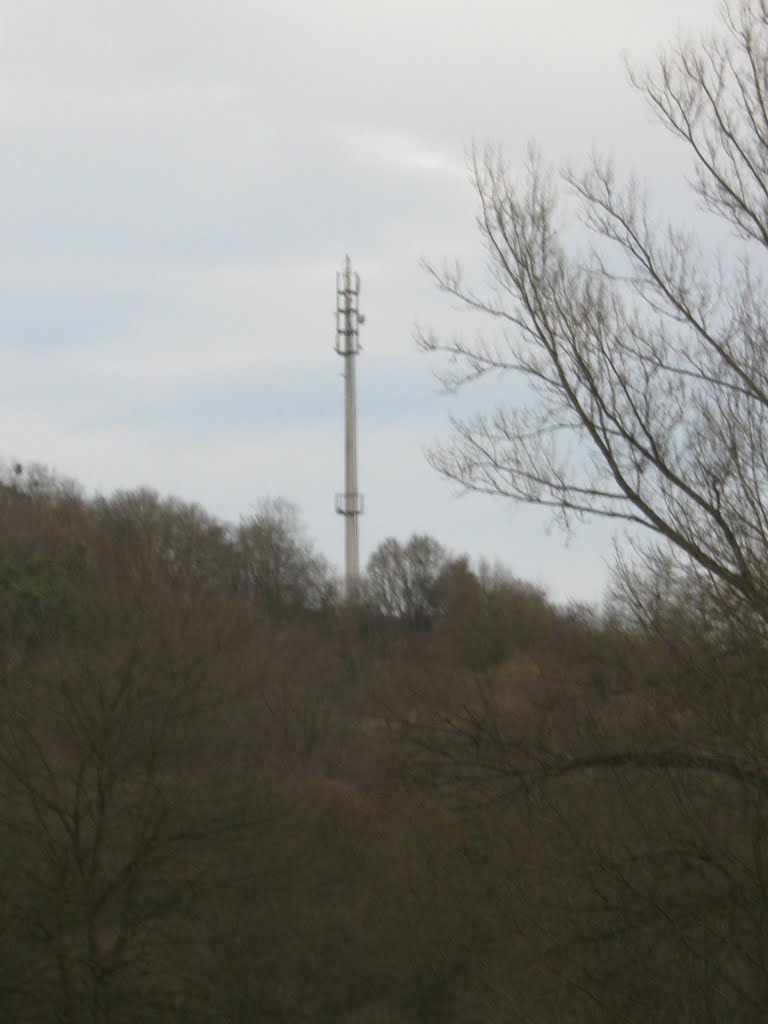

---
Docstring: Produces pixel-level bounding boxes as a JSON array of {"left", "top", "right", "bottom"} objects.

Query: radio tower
[{"left": 335, "top": 255, "right": 364, "bottom": 600}]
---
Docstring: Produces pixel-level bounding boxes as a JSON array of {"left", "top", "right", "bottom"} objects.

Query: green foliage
[
  {"left": 0, "top": 552, "right": 79, "bottom": 662},
  {"left": 0, "top": 553, "right": 72, "bottom": 613}
]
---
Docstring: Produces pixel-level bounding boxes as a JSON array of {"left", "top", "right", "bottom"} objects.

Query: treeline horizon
[{"left": 3, "top": 457, "right": 599, "bottom": 625}]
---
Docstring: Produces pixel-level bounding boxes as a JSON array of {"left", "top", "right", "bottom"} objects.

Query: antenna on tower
[{"left": 335, "top": 255, "right": 364, "bottom": 601}]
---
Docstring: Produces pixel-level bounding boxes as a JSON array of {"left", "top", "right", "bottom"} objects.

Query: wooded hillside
[{"left": 0, "top": 461, "right": 762, "bottom": 1022}]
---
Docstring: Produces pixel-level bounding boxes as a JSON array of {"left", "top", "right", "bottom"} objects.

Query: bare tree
[
  {"left": 0, "top": 480, "right": 279, "bottom": 1023},
  {"left": 414, "top": 1, "right": 768, "bottom": 1017},
  {"left": 236, "top": 498, "right": 337, "bottom": 614},
  {"left": 419, "top": 0, "right": 768, "bottom": 620},
  {"left": 364, "top": 534, "right": 449, "bottom": 627}
]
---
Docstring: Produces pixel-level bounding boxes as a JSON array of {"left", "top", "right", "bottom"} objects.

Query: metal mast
[{"left": 335, "top": 255, "right": 364, "bottom": 600}]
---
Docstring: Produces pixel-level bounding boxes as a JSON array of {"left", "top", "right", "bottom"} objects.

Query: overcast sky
[{"left": 1, "top": 0, "right": 721, "bottom": 604}]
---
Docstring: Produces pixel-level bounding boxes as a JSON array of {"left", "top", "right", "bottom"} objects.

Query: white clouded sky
[{"left": 1, "top": 0, "right": 721, "bottom": 604}]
